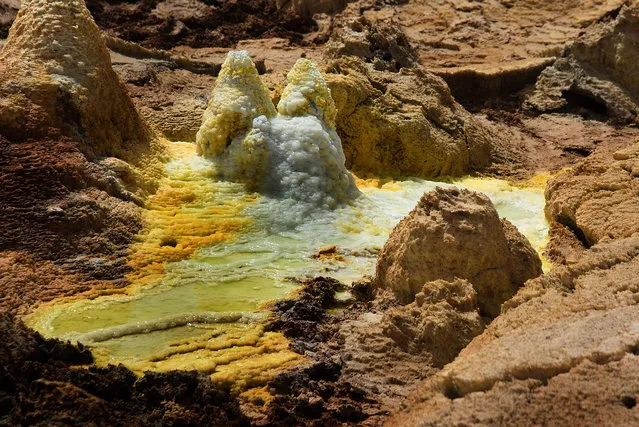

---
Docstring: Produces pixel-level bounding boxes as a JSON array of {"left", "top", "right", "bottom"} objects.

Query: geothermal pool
[{"left": 24, "top": 141, "right": 549, "bottom": 390}]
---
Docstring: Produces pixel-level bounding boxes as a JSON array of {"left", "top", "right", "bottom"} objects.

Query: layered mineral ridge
[
  {"left": 2, "top": 0, "right": 639, "bottom": 426},
  {"left": 0, "top": 0, "right": 164, "bottom": 306}
]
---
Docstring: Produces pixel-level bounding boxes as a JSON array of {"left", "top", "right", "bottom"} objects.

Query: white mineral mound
[{"left": 196, "top": 51, "right": 359, "bottom": 209}]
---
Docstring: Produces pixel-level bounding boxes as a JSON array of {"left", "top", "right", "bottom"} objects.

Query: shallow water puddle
[{"left": 24, "top": 141, "right": 549, "bottom": 392}]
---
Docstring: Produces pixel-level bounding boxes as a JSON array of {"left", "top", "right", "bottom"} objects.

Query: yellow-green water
[{"left": 24, "top": 142, "right": 549, "bottom": 388}]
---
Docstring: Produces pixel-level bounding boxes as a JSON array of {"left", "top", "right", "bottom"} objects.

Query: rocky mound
[
  {"left": 322, "top": 19, "right": 525, "bottom": 178},
  {"left": 0, "top": 313, "right": 247, "bottom": 425},
  {"left": 391, "top": 233, "right": 639, "bottom": 426},
  {"left": 376, "top": 187, "right": 542, "bottom": 318},
  {"left": 325, "top": 57, "right": 518, "bottom": 178},
  {"left": 382, "top": 278, "right": 484, "bottom": 367},
  {"left": 526, "top": 3, "right": 639, "bottom": 124},
  {"left": 195, "top": 50, "right": 276, "bottom": 157},
  {"left": 327, "top": 16, "right": 418, "bottom": 72}
]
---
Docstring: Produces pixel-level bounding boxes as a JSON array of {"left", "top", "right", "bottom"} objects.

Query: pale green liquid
[{"left": 25, "top": 146, "right": 549, "bottom": 369}]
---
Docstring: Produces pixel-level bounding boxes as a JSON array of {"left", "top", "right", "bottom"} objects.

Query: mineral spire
[
  {"left": 277, "top": 58, "right": 338, "bottom": 129},
  {"left": 196, "top": 51, "right": 277, "bottom": 157}
]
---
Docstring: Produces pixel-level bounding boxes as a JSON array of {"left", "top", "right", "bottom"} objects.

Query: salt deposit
[{"left": 197, "top": 52, "right": 359, "bottom": 211}]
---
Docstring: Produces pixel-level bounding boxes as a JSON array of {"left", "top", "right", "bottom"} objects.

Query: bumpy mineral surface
[{"left": 391, "top": 233, "right": 639, "bottom": 426}]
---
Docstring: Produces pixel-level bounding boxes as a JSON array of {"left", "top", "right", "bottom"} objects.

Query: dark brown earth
[
  {"left": 84, "top": 0, "right": 317, "bottom": 50},
  {"left": 0, "top": 131, "right": 149, "bottom": 316},
  {"left": 262, "top": 277, "right": 374, "bottom": 425},
  {"left": 0, "top": 136, "right": 140, "bottom": 270}
]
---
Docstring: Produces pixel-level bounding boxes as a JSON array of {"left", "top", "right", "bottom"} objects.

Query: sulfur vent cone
[
  {"left": 0, "top": 0, "right": 156, "bottom": 162},
  {"left": 196, "top": 50, "right": 276, "bottom": 157},
  {"left": 277, "top": 58, "right": 338, "bottom": 129}
]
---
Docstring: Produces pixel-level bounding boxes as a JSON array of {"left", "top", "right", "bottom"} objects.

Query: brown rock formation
[
  {"left": 391, "top": 234, "right": 639, "bottom": 426},
  {"left": 375, "top": 187, "right": 542, "bottom": 317},
  {"left": 496, "top": 112, "right": 639, "bottom": 182},
  {"left": 545, "top": 141, "right": 639, "bottom": 250},
  {"left": 2, "top": 0, "right": 629, "bottom": 112},
  {"left": 389, "top": 118, "right": 639, "bottom": 427},
  {"left": 324, "top": 280, "right": 485, "bottom": 422},
  {"left": 325, "top": 57, "right": 514, "bottom": 178},
  {"left": 572, "top": 4, "right": 639, "bottom": 98},
  {"left": 322, "top": 17, "right": 523, "bottom": 178},
  {"left": 105, "top": 35, "right": 223, "bottom": 143},
  {"left": 392, "top": 134, "right": 639, "bottom": 421},
  {"left": 382, "top": 279, "right": 484, "bottom": 367},
  {"left": 341, "top": 0, "right": 627, "bottom": 108},
  {"left": 391, "top": 355, "right": 639, "bottom": 426},
  {"left": 0, "top": 135, "right": 146, "bottom": 315},
  {"left": 526, "top": 3, "right": 639, "bottom": 124}
]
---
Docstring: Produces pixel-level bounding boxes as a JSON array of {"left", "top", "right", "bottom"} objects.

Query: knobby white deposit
[{"left": 196, "top": 51, "right": 360, "bottom": 209}]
